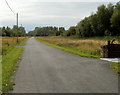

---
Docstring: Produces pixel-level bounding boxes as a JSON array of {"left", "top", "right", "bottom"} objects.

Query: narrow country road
[{"left": 12, "top": 37, "right": 118, "bottom": 93}]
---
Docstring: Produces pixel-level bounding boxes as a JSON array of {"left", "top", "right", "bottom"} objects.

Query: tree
[
  {"left": 29, "top": 26, "right": 65, "bottom": 37},
  {"left": 75, "top": 3, "right": 119, "bottom": 37},
  {"left": 58, "top": 27, "right": 65, "bottom": 35},
  {"left": 12, "top": 25, "right": 26, "bottom": 37},
  {"left": 115, "top": 2, "right": 120, "bottom": 10},
  {"left": 89, "top": 14, "right": 99, "bottom": 36},
  {"left": 5, "top": 27, "right": 12, "bottom": 37},
  {"left": 96, "top": 5, "right": 110, "bottom": 36},
  {"left": 19, "top": 26, "right": 26, "bottom": 36},
  {"left": 76, "top": 17, "right": 93, "bottom": 37},
  {"left": 111, "top": 10, "right": 120, "bottom": 35},
  {"left": 2, "top": 27, "right": 6, "bottom": 36},
  {"left": 59, "top": 27, "right": 65, "bottom": 32},
  {"left": 0, "top": 28, "right": 2, "bottom": 36},
  {"left": 67, "top": 26, "right": 76, "bottom": 36}
]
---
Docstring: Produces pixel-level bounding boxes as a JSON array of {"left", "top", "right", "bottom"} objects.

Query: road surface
[{"left": 12, "top": 37, "right": 118, "bottom": 93}]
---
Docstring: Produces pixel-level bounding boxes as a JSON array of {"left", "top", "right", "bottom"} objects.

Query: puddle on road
[{"left": 100, "top": 58, "right": 120, "bottom": 62}]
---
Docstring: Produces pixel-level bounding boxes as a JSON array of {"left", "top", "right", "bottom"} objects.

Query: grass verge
[
  {"left": 36, "top": 38, "right": 100, "bottom": 58},
  {"left": 111, "top": 62, "right": 120, "bottom": 74},
  {"left": 2, "top": 39, "right": 28, "bottom": 93}
]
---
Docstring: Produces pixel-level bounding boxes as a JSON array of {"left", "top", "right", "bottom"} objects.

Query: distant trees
[
  {"left": 1, "top": 27, "right": 6, "bottom": 36},
  {"left": 58, "top": 27, "right": 65, "bottom": 36},
  {"left": 28, "top": 26, "right": 65, "bottom": 37},
  {"left": 27, "top": 2, "right": 120, "bottom": 38},
  {"left": 66, "top": 26, "right": 76, "bottom": 36},
  {"left": 1, "top": 25, "right": 26, "bottom": 37}
]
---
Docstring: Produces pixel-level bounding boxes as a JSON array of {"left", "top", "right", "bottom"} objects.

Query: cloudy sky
[{"left": 0, "top": 0, "right": 119, "bottom": 32}]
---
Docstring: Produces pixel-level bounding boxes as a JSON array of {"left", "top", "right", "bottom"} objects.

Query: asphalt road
[{"left": 12, "top": 37, "right": 118, "bottom": 93}]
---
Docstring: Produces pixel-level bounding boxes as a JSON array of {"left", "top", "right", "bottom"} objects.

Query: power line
[
  {"left": 4, "top": 0, "right": 15, "bottom": 15},
  {"left": 4, "top": 0, "right": 19, "bottom": 30}
]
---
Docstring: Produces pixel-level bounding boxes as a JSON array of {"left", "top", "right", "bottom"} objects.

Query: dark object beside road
[{"left": 101, "top": 40, "right": 120, "bottom": 58}]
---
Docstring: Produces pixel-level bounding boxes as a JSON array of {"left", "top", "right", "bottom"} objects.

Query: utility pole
[
  {"left": 17, "top": 13, "right": 18, "bottom": 27},
  {"left": 16, "top": 13, "right": 19, "bottom": 43}
]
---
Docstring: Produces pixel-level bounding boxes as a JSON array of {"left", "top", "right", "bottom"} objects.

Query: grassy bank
[
  {"left": 36, "top": 36, "right": 120, "bottom": 58},
  {"left": 37, "top": 39, "right": 99, "bottom": 58},
  {"left": 2, "top": 37, "right": 27, "bottom": 55},
  {"left": 2, "top": 37, "right": 28, "bottom": 93},
  {"left": 111, "top": 62, "right": 120, "bottom": 74},
  {"left": 36, "top": 36, "right": 111, "bottom": 58}
]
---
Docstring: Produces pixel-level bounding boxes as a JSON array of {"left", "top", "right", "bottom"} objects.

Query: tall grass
[
  {"left": 2, "top": 37, "right": 27, "bottom": 55},
  {"left": 36, "top": 36, "right": 120, "bottom": 58}
]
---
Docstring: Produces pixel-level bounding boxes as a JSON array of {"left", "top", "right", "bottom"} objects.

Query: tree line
[
  {"left": 0, "top": 25, "right": 26, "bottom": 37},
  {"left": 28, "top": 2, "right": 120, "bottom": 37},
  {"left": 28, "top": 26, "right": 65, "bottom": 36},
  {"left": 75, "top": 2, "right": 120, "bottom": 37},
  {"left": 1, "top": 2, "right": 120, "bottom": 37}
]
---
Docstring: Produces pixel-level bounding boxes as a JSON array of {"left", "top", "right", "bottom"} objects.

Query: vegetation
[
  {"left": 76, "top": 3, "right": 120, "bottom": 37},
  {"left": 28, "top": 2, "right": 120, "bottom": 38},
  {"left": 28, "top": 26, "right": 65, "bottom": 37},
  {"left": 0, "top": 23, "right": 27, "bottom": 93},
  {"left": 36, "top": 38, "right": 99, "bottom": 58},
  {"left": 111, "top": 62, "right": 120, "bottom": 74},
  {"left": 36, "top": 36, "right": 120, "bottom": 58},
  {"left": 2, "top": 37, "right": 27, "bottom": 54},
  {"left": 2, "top": 37, "right": 28, "bottom": 93},
  {"left": 1, "top": 2, "right": 120, "bottom": 93},
  {"left": 0, "top": 25, "right": 26, "bottom": 37}
]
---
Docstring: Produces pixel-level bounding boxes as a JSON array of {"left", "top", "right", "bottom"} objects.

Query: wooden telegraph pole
[
  {"left": 16, "top": 13, "right": 19, "bottom": 43},
  {"left": 17, "top": 13, "right": 18, "bottom": 27}
]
